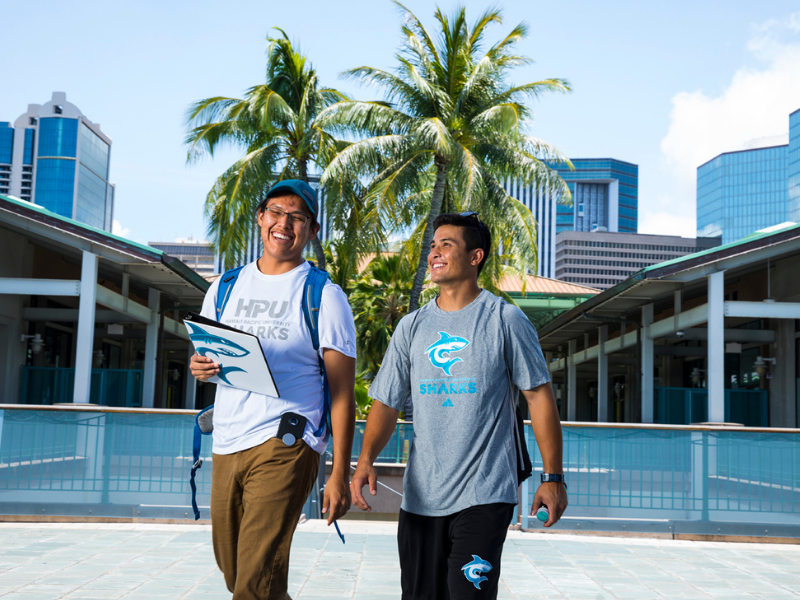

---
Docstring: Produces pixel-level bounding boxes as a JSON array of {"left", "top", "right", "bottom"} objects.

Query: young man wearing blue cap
[
  {"left": 351, "top": 212, "right": 567, "bottom": 600},
  {"left": 191, "top": 180, "right": 356, "bottom": 600}
]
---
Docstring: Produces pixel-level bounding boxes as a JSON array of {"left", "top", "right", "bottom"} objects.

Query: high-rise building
[
  {"left": 505, "top": 158, "right": 639, "bottom": 278},
  {"left": 555, "top": 230, "right": 719, "bottom": 290},
  {"left": 149, "top": 239, "right": 216, "bottom": 278},
  {"left": 1, "top": 92, "right": 115, "bottom": 231},
  {"left": 788, "top": 109, "right": 800, "bottom": 224},
  {"left": 697, "top": 108, "right": 800, "bottom": 245}
]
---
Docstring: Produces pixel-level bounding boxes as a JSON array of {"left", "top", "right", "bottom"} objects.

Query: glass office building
[
  {"left": 697, "top": 108, "right": 799, "bottom": 244},
  {"left": 505, "top": 158, "right": 639, "bottom": 278},
  {"left": 0, "top": 123, "right": 13, "bottom": 196},
  {"left": 789, "top": 109, "right": 800, "bottom": 224},
  {"left": 2, "top": 92, "right": 115, "bottom": 231}
]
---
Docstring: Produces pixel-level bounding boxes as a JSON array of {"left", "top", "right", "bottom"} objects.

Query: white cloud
[
  {"left": 112, "top": 220, "right": 130, "bottom": 238},
  {"left": 654, "top": 12, "right": 800, "bottom": 233}
]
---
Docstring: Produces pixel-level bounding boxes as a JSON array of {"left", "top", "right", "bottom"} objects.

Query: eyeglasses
[
  {"left": 460, "top": 211, "right": 486, "bottom": 251},
  {"left": 264, "top": 205, "right": 310, "bottom": 226}
]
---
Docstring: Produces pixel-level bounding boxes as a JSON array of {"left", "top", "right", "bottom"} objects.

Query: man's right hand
[
  {"left": 190, "top": 353, "right": 220, "bottom": 382},
  {"left": 350, "top": 459, "right": 378, "bottom": 512}
]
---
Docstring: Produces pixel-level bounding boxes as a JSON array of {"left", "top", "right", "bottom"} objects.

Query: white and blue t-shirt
[
  {"left": 200, "top": 261, "right": 356, "bottom": 455},
  {"left": 369, "top": 290, "right": 550, "bottom": 516}
]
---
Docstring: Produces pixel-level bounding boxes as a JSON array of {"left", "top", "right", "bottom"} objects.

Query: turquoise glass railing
[
  {"left": 19, "top": 367, "right": 143, "bottom": 407},
  {"left": 347, "top": 421, "right": 415, "bottom": 464},
  {"left": 0, "top": 406, "right": 796, "bottom": 536},
  {"left": 653, "top": 387, "right": 768, "bottom": 426},
  {"left": 519, "top": 423, "right": 800, "bottom": 535}
]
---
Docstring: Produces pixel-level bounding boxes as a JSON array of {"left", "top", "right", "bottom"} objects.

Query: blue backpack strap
[
  {"left": 190, "top": 266, "right": 242, "bottom": 520},
  {"left": 215, "top": 265, "right": 245, "bottom": 321},
  {"left": 190, "top": 404, "right": 214, "bottom": 520},
  {"left": 303, "top": 265, "right": 331, "bottom": 437}
]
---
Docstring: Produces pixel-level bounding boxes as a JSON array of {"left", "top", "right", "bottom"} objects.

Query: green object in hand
[{"left": 536, "top": 507, "right": 549, "bottom": 522}]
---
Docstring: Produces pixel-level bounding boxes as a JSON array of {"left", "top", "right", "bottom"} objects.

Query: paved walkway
[{"left": 0, "top": 521, "right": 798, "bottom": 599}]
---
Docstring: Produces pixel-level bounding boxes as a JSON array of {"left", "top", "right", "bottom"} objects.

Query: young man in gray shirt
[{"left": 351, "top": 212, "right": 568, "bottom": 600}]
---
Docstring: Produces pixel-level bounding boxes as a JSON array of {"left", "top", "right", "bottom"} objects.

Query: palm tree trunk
[
  {"left": 409, "top": 158, "right": 447, "bottom": 312},
  {"left": 311, "top": 236, "right": 326, "bottom": 270},
  {"left": 299, "top": 160, "right": 327, "bottom": 270}
]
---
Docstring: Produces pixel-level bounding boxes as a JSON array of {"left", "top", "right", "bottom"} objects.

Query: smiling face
[
  {"left": 428, "top": 224, "right": 484, "bottom": 286},
  {"left": 256, "top": 193, "right": 319, "bottom": 270}
]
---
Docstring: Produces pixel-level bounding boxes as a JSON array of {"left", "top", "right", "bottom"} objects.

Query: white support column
[
  {"left": 567, "top": 340, "right": 577, "bottom": 421},
  {"left": 142, "top": 288, "right": 160, "bottom": 408},
  {"left": 598, "top": 325, "right": 609, "bottom": 422},
  {"left": 641, "top": 304, "right": 655, "bottom": 423},
  {"left": 184, "top": 343, "right": 197, "bottom": 410},
  {"left": 707, "top": 271, "right": 725, "bottom": 423},
  {"left": 73, "top": 251, "right": 98, "bottom": 404}
]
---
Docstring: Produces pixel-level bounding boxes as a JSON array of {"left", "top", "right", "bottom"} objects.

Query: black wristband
[{"left": 541, "top": 473, "right": 565, "bottom": 484}]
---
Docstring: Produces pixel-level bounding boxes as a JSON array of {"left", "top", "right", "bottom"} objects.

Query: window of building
[
  {"left": 29, "top": 117, "right": 37, "bottom": 126},
  {"left": 54, "top": 105, "right": 63, "bottom": 115}
]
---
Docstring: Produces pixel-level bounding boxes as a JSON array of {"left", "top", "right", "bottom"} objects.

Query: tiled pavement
[{"left": 0, "top": 521, "right": 798, "bottom": 599}]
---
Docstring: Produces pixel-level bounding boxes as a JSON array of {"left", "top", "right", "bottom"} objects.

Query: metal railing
[
  {"left": 653, "top": 386, "right": 769, "bottom": 426},
  {"left": 0, "top": 405, "right": 797, "bottom": 536},
  {"left": 19, "top": 367, "right": 143, "bottom": 407}
]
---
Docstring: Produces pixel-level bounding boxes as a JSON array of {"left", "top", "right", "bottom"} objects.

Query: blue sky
[{"left": 3, "top": 0, "right": 800, "bottom": 244}]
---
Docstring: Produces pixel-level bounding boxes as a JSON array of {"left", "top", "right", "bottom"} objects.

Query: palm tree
[
  {"left": 185, "top": 30, "right": 347, "bottom": 270},
  {"left": 348, "top": 254, "right": 416, "bottom": 378},
  {"left": 320, "top": 3, "right": 572, "bottom": 310}
]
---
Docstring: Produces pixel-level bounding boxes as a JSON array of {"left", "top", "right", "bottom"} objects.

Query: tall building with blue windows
[
  {"left": 505, "top": 158, "right": 639, "bottom": 278},
  {"left": 1, "top": 92, "right": 115, "bottom": 231},
  {"left": 697, "top": 108, "right": 800, "bottom": 244},
  {"left": 789, "top": 109, "right": 800, "bottom": 224}
]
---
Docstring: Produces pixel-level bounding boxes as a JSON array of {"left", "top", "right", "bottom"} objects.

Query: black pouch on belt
[{"left": 277, "top": 412, "right": 307, "bottom": 446}]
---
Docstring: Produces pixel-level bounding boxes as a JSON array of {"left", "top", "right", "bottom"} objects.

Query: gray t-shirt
[{"left": 369, "top": 290, "right": 550, "bottom": 516}]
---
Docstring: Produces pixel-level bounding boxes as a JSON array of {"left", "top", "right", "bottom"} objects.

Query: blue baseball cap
[{"left": 264, "top": 179, "right": 318, "bottom": 216}]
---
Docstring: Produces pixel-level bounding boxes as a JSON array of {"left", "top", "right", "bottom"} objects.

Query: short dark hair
[
  {"left": 432, "top": 213, "right": 491, "bottom": 275},
  {"left": 257, "top": 194, "right": 318, "bottom": 228}
]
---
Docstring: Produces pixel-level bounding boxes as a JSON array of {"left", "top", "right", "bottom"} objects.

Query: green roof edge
[{"left": 0, "top": 193, "right": 209, "bottom": 293}]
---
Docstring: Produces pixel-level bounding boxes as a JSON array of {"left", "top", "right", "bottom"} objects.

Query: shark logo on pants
[
  {"left": 425, "top": 331, "right": 469, "bottom": 375},
  {"left": 187, "top": 322, "right": 249, "bottom": 385},
  {"left": 462, "top": 555, "right": 492, "bottom": 590}
]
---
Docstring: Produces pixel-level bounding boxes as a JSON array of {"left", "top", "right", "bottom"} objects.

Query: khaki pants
[{"left": 211, "top": 437, "right": 320, "bottom": 600}]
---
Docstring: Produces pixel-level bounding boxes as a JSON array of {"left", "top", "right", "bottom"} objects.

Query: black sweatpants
[{"left": 398, "top": 503, "right": 516, "bottom": 600}]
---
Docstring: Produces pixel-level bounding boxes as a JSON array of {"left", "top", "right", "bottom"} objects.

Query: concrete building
[
  {"left": 0, "top": 92, "right": 116, "bottom": 232},
  {"left": 539, "top": 222, "right": 800, "bottom": 428},
  {"left": 505, "top": 158, "right": 638, "bottom": 278},
  {"left": 697, "top": 108, "right": 800, "bottom": 244},
  {"left": 0, "top": 193, "right": 210, "bottom": 410},
  {"left": 149, "top": 239, "right": 216, "bottom": 278},
  {"left": 555, "top": 230, "right": 720, "bottom": 290}
]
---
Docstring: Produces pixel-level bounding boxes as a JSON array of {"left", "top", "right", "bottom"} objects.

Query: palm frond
[
  {"left": 316, "top": 100, "right": 411, "bottom": 137},
  {"left": 393, "top": 1, "right": 442, "bottom": 65}
]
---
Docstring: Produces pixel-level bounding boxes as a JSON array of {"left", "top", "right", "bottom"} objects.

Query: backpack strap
[
  {"left": 215, "top": 265, "right": 245, "bottom": 321},
  {"left": 303, "top": 265, "right": 331, "bottom": 437},
  {"left": 303, "top": 265, "right": 329, "bottom": 349},
  {"left": 190, "top": 404, "right": 215, "bottom": 520},
  {"left": 191, "top": 265, "right": 242, "bottom": 520}
]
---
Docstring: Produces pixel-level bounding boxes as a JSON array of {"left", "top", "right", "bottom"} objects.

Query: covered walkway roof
[
  {"left": 537, "top": 222, "right": 800, "bottom": 349},
  {"left": 0, "top": 193, "right": 209, "bottom": 307}
]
